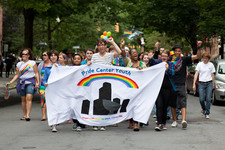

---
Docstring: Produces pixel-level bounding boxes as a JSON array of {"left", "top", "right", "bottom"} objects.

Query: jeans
[
  {"left": 20, "top": 84, "right": 35, "bottom": 96},
  {"left": 167, "top": 106, "right": 171, "bottom": 117},
  {"left": 198, "top": 82, "right": 213, "bottom": 115},
  {"left": 153, "top": 104, "right": 156, "bottom": 115}
]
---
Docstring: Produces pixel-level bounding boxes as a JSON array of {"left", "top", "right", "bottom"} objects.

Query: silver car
[{"left": 212, "top": 59, "right": 225, "bottom": 105}]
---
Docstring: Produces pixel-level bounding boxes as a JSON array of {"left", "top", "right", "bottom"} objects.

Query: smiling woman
[{"left": 7, "top": 48, "right": 40, "bottom": 121}]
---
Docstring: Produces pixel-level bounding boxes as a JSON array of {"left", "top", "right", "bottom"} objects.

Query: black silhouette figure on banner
[{"left": 81, "top": 82, "right": 130, "bottom": 115}]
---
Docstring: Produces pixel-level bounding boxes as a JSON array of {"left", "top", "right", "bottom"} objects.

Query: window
[{"left": 218, "top": 64, "right": 225, "bottom": 74}]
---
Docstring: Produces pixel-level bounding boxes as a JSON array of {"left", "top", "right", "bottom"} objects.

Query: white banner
[{"left": 45, "top": 63, "right": 166, "bottom": 126}]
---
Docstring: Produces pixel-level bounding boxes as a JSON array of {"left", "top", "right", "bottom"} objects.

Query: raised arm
[
  {"left": 191, "top": 41, "right": 202, "bottom": 61},
  {"left": 108, "top": 37, "right": 121, "bottom": 58}
]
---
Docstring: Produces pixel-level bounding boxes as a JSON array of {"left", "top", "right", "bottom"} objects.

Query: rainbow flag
[{"left": 124, "top": 31, "right": 132, "bottom": 36}]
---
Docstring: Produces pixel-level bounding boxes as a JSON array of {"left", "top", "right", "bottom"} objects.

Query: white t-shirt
[
  {"left": 17, "top": 60, "right": 36, "bottom": 84},
  {"left": 196, "top": 61, "right": 215, "bottom": 82},
  {"left": 91, "top": 53, "right": 114, "bottom": 65}
]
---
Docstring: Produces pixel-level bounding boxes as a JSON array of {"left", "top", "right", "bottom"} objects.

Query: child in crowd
[{"left": 72, "top": 54, "right": 84, "bottom": 132}]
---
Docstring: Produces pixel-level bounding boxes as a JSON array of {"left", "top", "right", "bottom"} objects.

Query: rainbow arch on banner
[{"left": 77, "top": 73, "right": 139, "bottom": 89}]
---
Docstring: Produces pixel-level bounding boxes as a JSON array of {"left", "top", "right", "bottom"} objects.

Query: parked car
[
  {"left": 186, "top": 63, "right": 199, "bottom": 96},
  {"left": 212, "top": 59, "right": 225, "bottom": 105}
]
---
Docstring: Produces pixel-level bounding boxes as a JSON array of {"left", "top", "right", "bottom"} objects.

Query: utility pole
[{"left": 220, "top": 36, "right": 224, "bottom": 59}]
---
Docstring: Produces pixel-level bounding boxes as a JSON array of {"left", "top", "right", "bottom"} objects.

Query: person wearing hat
[{"left": 170, "top": 42, "right": 202, "bottom": 129}]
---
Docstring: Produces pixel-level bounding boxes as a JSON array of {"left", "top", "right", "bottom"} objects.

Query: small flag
[
  {"left": 124, "top": 31, "right": 132, "bottom": 36},
  {"left": 4, "top": 84, "right": 10, "bottom": 100},
  {"left": 170, "top": 51, "right": 174, "bottom": 56}
]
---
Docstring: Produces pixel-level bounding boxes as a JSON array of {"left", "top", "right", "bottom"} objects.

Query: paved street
[{"left": 0, "top": 76, "right": 225, "bottom": 150}]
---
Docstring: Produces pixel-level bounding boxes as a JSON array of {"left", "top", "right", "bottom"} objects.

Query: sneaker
[
  {"left": 201, "top": 110, "right": 205, "bottom": 116},
  {"left": 100, "top": 127, "right": 106, "bottom": 131},
  {"left": 72, "top": 124, "right": 77, "bottom": 131},
  {"left": 162, "top": 124, "right": 167, "bottom": 130},
  {"left": 205, "top": 115, "right": 210, "bottom": 119},
  {"left": 155, "top": 124, "right": 162, "bottom": 131},
  {"left": 51, "top": 125, "right": 57, "bottom": 132},
  {"left": 181, "top": 120, "right": 187, "bottom": 128},
  {"left": 171, "top": 121, "right": 178, "bottom": 127},
  {"left": 153, "top": 115, "right": 157, "bottom": 118},
  {"left": 93, "top": 126, "right": 98, "bottom": 131},
  {"left": 76, "top": 126, "right": 82, "bottom": 132}
]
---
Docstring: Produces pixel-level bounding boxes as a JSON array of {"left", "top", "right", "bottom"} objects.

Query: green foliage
[
  {"left": 1, "top": 0, "right": 51, "bottom": 13},
  {"left": 2, "top": 9, "right": 24, "bottom": 54},
  {"left": 197, "top": 0, "right": 225, "bottom": 37},
  {"left": 3, "top": 0, "right": 225, "bottom": 56}
]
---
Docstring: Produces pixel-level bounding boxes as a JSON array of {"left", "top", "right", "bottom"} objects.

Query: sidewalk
[{"left": 0, "top": 72, "right": 39, "bottom": 107}]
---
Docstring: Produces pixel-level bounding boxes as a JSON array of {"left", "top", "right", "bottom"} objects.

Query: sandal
[
  {"left": 133, "top": 128, "right": 140, "bottom": 131},
  {"left": 20, "top": 117, "right": 26, "bottom": 120},
  {"left": 25, "top": 118, "right": 30, "bottom": 121},
  {"left": 112, "top": 124, "right": 118, "bottom": 127},
  {"left": 41, "top": 118, "right": 47, "bottom": 121}
]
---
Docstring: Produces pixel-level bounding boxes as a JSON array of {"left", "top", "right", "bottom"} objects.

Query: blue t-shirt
[{"left": 81, "top": 60, "right": 87, "bottom": 65}]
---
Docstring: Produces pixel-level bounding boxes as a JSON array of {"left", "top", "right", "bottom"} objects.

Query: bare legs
[
  {"left": 41, "top": 104, "right": 47, "bottom": 120},
  {"left": 21, "top": 94, "right": 33, "bottom": 119}
]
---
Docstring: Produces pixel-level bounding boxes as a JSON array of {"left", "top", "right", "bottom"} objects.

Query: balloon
[
  {"left": 100, "top": 35, "right": 104, "bottom": 38},
  {"left": 103, "top": 36, "right": 108, "bottom": 41},
  {"left": 103, "top": 31, "right": 107, "bottom": 36},
  {"left": 107, "top": 31, "right": 111, "bottom": 36}
]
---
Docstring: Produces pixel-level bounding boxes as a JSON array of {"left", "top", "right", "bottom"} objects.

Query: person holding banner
[
  {"left": 43, "top": 50, "right": 61, "bottom": 132},
  {"left": 90, "top": 37, "right": 121, "bottom": 66},
  {"left": 7, "top": 48, "right": 40, "bottom": 121},
  {"left": 58, "top": 52, "right": 67, "bottom": 66},
  {"left": 81, "top": 48, "right": 94, "bottom": 65},
  {"left": 149, "top": 49, "right": 176, "bottom": 131},
  {"left": 122, "top": 48, "right": 146, "bottom": 131},
  {"left": 71, "top": 53, "right": 86, "bottom": 131},
  {"left": 88, "top": 37, "right": 122, "bottom": 131},
  {"left": 38, "top": 51, "right": 51, "bottom": 121}
]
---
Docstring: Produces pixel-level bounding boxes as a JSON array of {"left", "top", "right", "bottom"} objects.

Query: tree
[
  {"left": 1, "top": 0, "right": 133, "bottom": 52},
  {"left": 1, "top": 0, "right": 51, "bottom": 49},
  {"left": 3, "top": 9, "right": 24, "bottom": 52},
  {"left": 125, "top": 0, "right": 202, "bottom": 53}
]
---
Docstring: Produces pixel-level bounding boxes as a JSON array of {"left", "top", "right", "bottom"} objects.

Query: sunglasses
[
  {"left": 42, "top": 54, "right": 47, "bottom": 56},
  {"left": 22, "top": 53, "right": 28, "bottom": 56}
]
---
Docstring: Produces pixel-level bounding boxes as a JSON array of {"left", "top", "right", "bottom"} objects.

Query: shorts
[
  {"left": 176, "top": 85, "right": 187, "bottom": 109},
  {"left": 168, "top": 89, "right": 177, "bottom": 108},
  {"left": 20, "top": 83, "right": 35, "bottom": 96}
]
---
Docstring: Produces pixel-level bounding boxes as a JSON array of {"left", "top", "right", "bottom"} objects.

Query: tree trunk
[
  {"left": 23, "top": 8, "right": 35, "bottom": 49},
  {"left": 190, "top": 36, "right": 197, "bottom": 55}
]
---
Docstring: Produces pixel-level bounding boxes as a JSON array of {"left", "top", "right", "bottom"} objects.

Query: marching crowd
[{"left": 5, "top": 37, "right": 215, "bottom": 133}]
